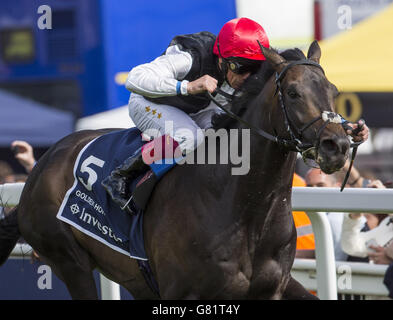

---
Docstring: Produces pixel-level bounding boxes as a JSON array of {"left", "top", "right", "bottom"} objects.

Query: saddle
[{"left": 56, "top": 127, "right": 161, "bottom": 295}]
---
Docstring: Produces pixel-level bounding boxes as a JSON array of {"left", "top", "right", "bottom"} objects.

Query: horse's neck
[
  {"left": 232, "top": 97, "right": 296, "bottom": 207},
  {"left": 192, "top": 94, "right": 296, "bottom": 217}
]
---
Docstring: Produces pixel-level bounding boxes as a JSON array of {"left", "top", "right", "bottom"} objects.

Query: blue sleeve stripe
[{"left": 176, "top": 81, "right": 181, "bottom": 95}]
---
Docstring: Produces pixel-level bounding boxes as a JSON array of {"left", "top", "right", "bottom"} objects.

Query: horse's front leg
[{"left": 282, "top": 276, "right": 319, "bottom": 300}]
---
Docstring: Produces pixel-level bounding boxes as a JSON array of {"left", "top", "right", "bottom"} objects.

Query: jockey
[
  {"left": 102, "top": 17, "right": 270, "bottom": 209},
  {"left": 102, "top": 17, "right": 370, "bottom": 211}
]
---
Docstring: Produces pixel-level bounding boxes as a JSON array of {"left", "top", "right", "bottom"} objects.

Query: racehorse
[{"left": 0, "top": 42, "right": 350, "bottom": 299}]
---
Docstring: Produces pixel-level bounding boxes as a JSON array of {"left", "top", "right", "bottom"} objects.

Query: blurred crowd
[
  {"left": 0, "top": 140, "right": 36, "bottom": 220},
  {"left": 0, "top": 140, "right": 38, "bottom": 261},
  {"left": 0, "top": 140, "right": 36, "bottom": 186},
  {"left": 293, "top": 159, "right": 393, "bottom": 299}
]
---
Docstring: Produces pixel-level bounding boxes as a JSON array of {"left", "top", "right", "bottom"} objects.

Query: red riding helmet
[{"left": 213, "top": 17, "right": 270, "bottom": 61}]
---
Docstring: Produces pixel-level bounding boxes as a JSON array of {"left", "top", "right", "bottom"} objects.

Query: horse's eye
[{"left": 287, "top": 90, "right": 299, "bottom": 99}]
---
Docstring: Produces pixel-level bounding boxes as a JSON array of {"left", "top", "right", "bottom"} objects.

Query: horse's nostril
[
  {"left": 320, "top": 139, "right": 338, "bottom": 154},
  {"left": 320, "top": 138, "right": 349, "bottom": 155}
]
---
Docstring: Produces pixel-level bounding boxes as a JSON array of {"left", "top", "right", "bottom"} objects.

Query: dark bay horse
[{"left": 0, "top": 42, "right": 350, "bottom": 299}]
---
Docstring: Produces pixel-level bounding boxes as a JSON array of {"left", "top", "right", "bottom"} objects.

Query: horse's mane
[{"left": 212, "top": 47, "right": 306, "bottom": 129}]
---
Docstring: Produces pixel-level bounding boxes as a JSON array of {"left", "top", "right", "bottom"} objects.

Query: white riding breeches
[{"left": 128, "top": 93, "right": 224, "bottom": 154}]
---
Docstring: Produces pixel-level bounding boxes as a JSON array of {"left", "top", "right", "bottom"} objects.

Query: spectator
[
  {"left": 338, "top": 166, "right": 393, "bottom": 263},
  {"left": 1, "top": 142, "right": 33, "bottom": 218},
  {"left": 13, "top": 174, "right": 28, "bottom": 183},
  {"left": 342, "top": 213, "right": 392, "bottom": 262},
  {"left": 305, "top": 168, "right": 348, "bottom": 261},
  {"left": 11, "top": 140, "right": 36, "bottom": 174},
  {"left": 369, "top": 239, "right": 393, "bottom": 265},
  {"left": 292, "top": 173, "right": 315, "bottom": 259},
  {"left": 340, "top": 179, "right": 393, "bottom": 263},
  {"left": 0, "top": 160, "right": 15, "bottom": 184},
  {"left": 383, "top": 253, "right": 393, "bottom": 298},
  {"left": 8, "top": 141, "right": 39, "bottom": 262},
  {"left": 336, "top": 159, "right": 386, "bottom": 189},
  {"left": 0, "top": 141, "right": 33, "bottom": 216},
  {"left": 0, "top": 161, "right": 15, "bottom": 219},
  {"left": 339, "top": 176, "right": 393, "bottom": 300}
]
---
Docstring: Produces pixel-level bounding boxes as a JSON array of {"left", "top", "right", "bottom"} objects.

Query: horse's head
[{"left": 260, "top": 41, "right": 350, "bottom": 174}]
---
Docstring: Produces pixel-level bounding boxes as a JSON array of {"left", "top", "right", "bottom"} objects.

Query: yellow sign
[
  {"left": 335, "top": 93, "right": 363, "bottom": 123},
  {"left": 2, "top": 29, "right": 34, "bottom": 63}
]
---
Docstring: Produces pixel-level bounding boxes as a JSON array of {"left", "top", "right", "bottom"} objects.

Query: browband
[{"left": 275, "top": 60, "right": 324, "bottom": 84}]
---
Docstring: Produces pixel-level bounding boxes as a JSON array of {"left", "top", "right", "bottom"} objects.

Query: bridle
[
  {"left": 273, "top": 59, "right": 340, "bottom": 153},
  {"left": 208, "top": 59, "right": 346, "bottom": 153},
  {"left": 207, "top": 43, "right": 364, "bottom": 191}
]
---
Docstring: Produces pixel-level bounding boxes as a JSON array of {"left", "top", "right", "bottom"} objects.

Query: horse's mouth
[
  {"left": 316, "top": 150, "right": 349, "bottom": 174},
  {"left": 301, "top": 147, "right": 321, "bottom": 169},
  {"left": 302, "top": 146, "right": 348, "bottom": 174}
]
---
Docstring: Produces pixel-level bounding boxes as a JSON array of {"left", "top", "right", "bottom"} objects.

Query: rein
[
  {"left": 207, "top": 90, "right": 295, "bottom": 149},
  {"left": 208, "top": 50, "right": 364, "bottom": 191}
]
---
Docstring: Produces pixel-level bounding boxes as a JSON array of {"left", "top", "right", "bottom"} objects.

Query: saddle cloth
[{"left": 56, "top": 128, "right": 148, "bottom": 260}]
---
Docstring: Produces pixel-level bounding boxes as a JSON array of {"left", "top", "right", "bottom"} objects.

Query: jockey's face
[
  {"left": 226, "top": 69, "right": 251, "bottom": 90},
  {"left": 219, "top": 58, "right": 252, "bottom": 90}
]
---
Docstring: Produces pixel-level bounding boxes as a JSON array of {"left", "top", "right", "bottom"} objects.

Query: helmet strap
[
  {"left": 219, "top": 59, "right": 230, "bottom": 84},
  {"left": 216, "top": 37, "right": 232, "bottom": 85}
]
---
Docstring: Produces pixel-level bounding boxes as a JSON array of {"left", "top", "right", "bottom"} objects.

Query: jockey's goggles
[
  {"left": 216, "top": 36, "right": 261, "bottom": 75},
  {"left": 225, "top": 58, "right": 261, "bottom": 75}
]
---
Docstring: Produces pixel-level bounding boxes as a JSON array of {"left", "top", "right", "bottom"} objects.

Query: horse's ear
[
  {"left": 307, "top": 40, "right": 321, "bottom": 64},
  {"left": 260, "top": 45, "right": 287, "bottom": 73}
]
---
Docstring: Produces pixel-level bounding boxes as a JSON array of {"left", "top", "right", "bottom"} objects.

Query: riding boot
[
  {"left": 130, "top": 135, "right": 183, "bottom": 210},
  {"left": 101, "top": 149, "right": 148, "bottom": 212},
  {"left": 103, "top": 134, "right": 182, "bottom": 213}
]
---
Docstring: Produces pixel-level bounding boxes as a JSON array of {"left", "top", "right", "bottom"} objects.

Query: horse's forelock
[{"left": 234, "top": 48, "right": 306, "bottom": 109}]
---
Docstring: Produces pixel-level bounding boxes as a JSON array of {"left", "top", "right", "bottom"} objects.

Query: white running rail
[
  {"left": 0, "top": 183, "right": 25, "bottom": 207},
  {"left": 3, "top": 184, "right": 393, "bottom": 299}
]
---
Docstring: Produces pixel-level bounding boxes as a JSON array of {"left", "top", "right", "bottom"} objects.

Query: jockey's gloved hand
[{"left": 343, "top": 119, "right": 369, "bottom": 143}]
